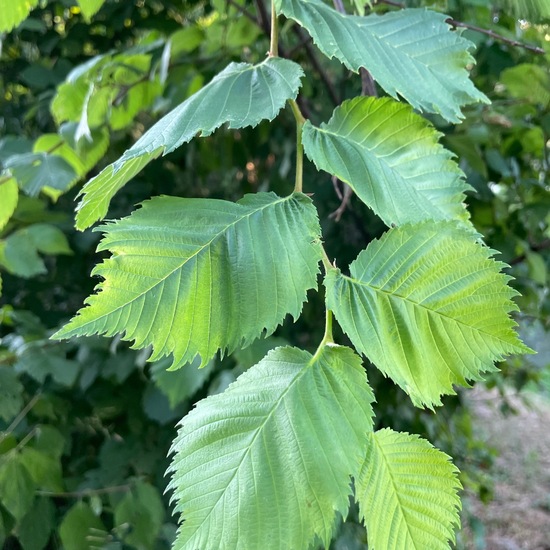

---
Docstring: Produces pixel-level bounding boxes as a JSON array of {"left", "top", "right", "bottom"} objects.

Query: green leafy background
[{"left": 0, "top": 0, "right": 548, "bottom": 548}]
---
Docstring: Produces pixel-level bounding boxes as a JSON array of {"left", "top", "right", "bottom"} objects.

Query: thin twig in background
[{"left": 374, "top": 0, "right": 545, "bottom": 55}]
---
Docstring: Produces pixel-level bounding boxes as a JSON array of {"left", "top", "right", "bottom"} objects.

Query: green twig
[
  {"left": 0, "top": 393, "right": 41, "bottom": 444},
  {"left": 36, "top": 483, "right": 132, "bottom": 499},
  {"left": 289, "top": 99, "right": 305, "bottom": 193}
]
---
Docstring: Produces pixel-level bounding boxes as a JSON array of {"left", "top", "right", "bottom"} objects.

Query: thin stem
[
  {"left": 0, "top": 393, "right": 41, "bottom": 444},
  {"left": 447, "top": 18, "right": 545, "bottom": 55},
  {"left": 270, "top": 0, "right": 278, "bottom": 57},
  {"left": 374, "top": 0, "right": 544, "bottom": 55},
  {"left": 323, "top": 308, "right": 334, "bottom": 344},
  {"left": 320, "top": 244, "right": 333, "bottom": 272},
  {"left": 289, "top": 99, "right": 305, "bottom": 193},
  {"left": 311, "top": 308, "right": 335, "bottom": 361},
  {"left": 14, "top": 427, "right": 37, "bottom": 452},
  {"left": 36, "top": 483, "right": 132, "bottom": 499}
]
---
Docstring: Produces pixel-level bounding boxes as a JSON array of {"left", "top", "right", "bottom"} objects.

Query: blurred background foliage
[{"left": 0, "top": 0, "right": 548, "bottom": 548}]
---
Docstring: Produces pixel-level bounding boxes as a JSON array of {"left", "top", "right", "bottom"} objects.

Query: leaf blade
[
  {"left": 75, "top": 57, "right": 304, "bottom": 230},
  {"left": 54, "top": 192, "right": 322, "bottom": 368},
  {"left": 357, "top": 428, "right": 462, "bottom": 550},
  {"left": 0, "top": 0, "right": 39, "bottom": 32},
  {"left": 325, "top": 222, "right": 532, "bottom": 407},
  {"left": 302, "top": 97, "right": 471, "bottom": 227},
  {"left": 275, "top": 1, "right": 488, "bottom": 121},
  {"left": 168, "top": 344, "right": 375, "bottom": 550}
]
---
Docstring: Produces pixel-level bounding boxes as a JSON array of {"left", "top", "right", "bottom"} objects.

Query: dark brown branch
[
  {"left": 292, "top": 26, "right": 340, "bottom": 105},
  {"left": 226, "top": 0, "right": 260, "bottom": 25},
  {"left": 374, "top": 0, "right": 545, "bottom": 55},
  {"left": 447, "top": 19, "right": 545, "bottom": 55}
]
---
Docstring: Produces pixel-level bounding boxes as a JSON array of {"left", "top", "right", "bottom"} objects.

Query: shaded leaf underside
[{"left": 275, "top": 0, "right": 488, "bottom": 122}]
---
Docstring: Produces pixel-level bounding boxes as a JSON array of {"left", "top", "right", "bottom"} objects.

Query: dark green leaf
[
  {"left": 18, "top": 497, "right": 55, "bottom": 550},
  {"left": 0, "top": 456, "right": 36, "bottom": 521},
  {"left": 0, "top": 366, "right": 24, "bottom": 422},
  {"left": 75, "top": 57, "right": 304, "bottom": 229}
]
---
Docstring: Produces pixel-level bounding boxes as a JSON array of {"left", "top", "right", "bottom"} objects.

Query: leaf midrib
[
  {"left": 338, "top": 271, "right": 519, "bottom": 347},
  {"left": 61, "top": 194, "right": 295, "bottom": 334}
]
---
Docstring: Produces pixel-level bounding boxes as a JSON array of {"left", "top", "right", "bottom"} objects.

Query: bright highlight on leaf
[
  {"left": 325, "top": 221, "right": 532, "bottom": 407},
  {"left": 0, "top": 0, "right": 39, "bottom": 32},
  {"left": 77, "top": 0, "right": 107, "bottom": 20},
  {"left": 54, "top": 192, "right": 322, "bottom": 367},
  {"left": 168, "top": 345, "right": 375, "bottom": 550},
  {"left": 75, "top": 57, "right": 304, "bottom": 230},
  {"left": 0, "top": 179, "right": 18, "bottom": 231},
  {"left": 357, "top": 429, "right": 462, "bottom": 550},
  {"left": 275, "top": 0, "right": 489, "bottom": 122},
  {"left": 303, "top": 97, "right": 471, "bottom": 227}
]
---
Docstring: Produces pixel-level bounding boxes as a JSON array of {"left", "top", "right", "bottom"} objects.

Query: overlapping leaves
[
  {"left": 325, "top": 221, "right": 531, "bottom": 407},
  {"left": 303, "top": 97, "right": 471, "bottom": 227},
  {"left": 168, "top": 345, "right": 375, "bottom": 550},
  {"left": 75, "top": 57, "right": 304, "bottom": 230},
  {"left": 54, "top": 192, "right": 322, "bottom": 368},
  {"left": 357, "top": 429, "right": 462, "bottom": 549},
  {"left": 275, "top": 0, "right": 488, "bottom": 121}
]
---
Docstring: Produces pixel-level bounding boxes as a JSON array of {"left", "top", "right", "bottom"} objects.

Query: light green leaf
[
  {"left": 0, "top": 366, "right": 24, "bottom": 421},
  {"left": 303, "top": 97, "right": 471, "bottom": 227},
  {"left": 75, "top": 57, "right": 304, "bottom": 230},
  {"left": 54, "top": 192, "right": 322, "bottom": 368},
  {"left": 20, "top": 447, "right": 64, "bottom": 492},
  {"left": 325, "top": 222, "right": 532, "bottom": 407},
  {"left": 0, "top": 179, "right": 18, "bottom": 231},
  {"left": 275, "top": 1, "right": 488, "bottom": 121},
  {"left": 77, "top": 0, "right": 107, "bottom": 20},
  {"left": 357, "top": 429, "right": 462, "bottom": 549},
  {"left": 0, "top": 0, "right": 39, "bottom": 31},
  {"left": 500, "top": 64, "right": 550, "bottom": 108},
  {"left": 496, "top": 0, "right": 550, "bottom": 21},
  {"left": 0, "top": 456, "right": 36, "bottom": 521},
  {"left": 168, "top": 344, "right": 375, "bottom": 550},
  {"left": 59, "top": 502, "right": 106, "bottom": 550},
  {"left": 114, "top": 481, "right": 165, "bottom": 548},
  {"left": 75, "top": 149, "right": 163, "bottom": 232}
]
